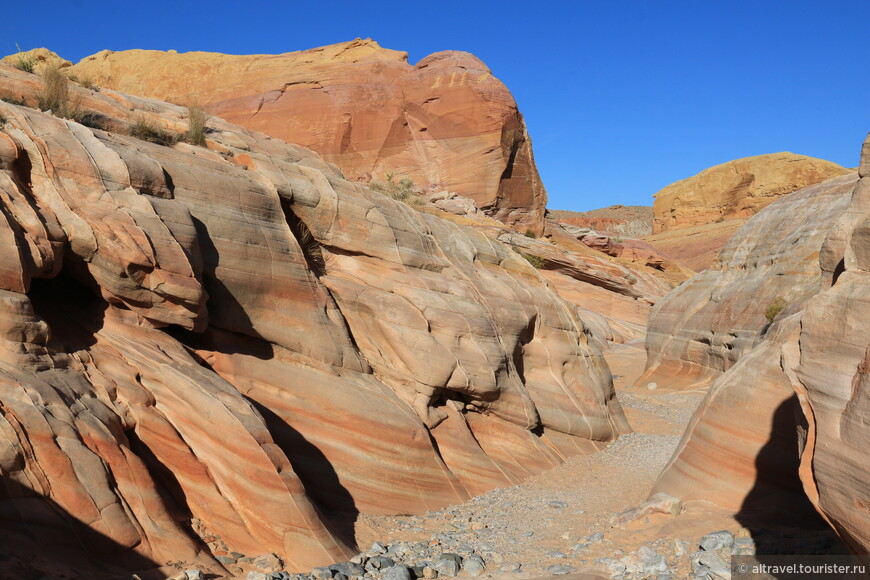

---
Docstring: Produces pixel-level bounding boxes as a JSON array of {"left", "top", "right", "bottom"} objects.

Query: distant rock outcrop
[
  {"left": 551, "top": 205, "right": 653, "bottom": 238},
  {"left": 67, "top": 39, "right": 548, "bottom": 234},
  {"left": 647, "top": 134, "right": 870, "bottom": 556},
  {"left": 0, "top": 63, "right": 630, "bottom": 576},
  {"left": 0, "top": 47, "right": 71, "bottom": 74},
  {"left": 641, "top": 170, "right": 857, "bottom": 388},
  {"left": 647, "top": 153, "right": 850, "bottom": 270}
]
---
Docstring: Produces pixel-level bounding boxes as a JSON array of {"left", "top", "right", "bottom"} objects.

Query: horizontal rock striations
[
  {"left": 640, "top": 171, "right": 858, "bottom": 388},
  {"left": 0, "top": 63, "right": 629, "bottom": 576},
  {"left": 67, "top": 39, "right": 548, "bottom": 234},
  {"left": 648, "top": 134, "right": 870, "bottom": 556}
]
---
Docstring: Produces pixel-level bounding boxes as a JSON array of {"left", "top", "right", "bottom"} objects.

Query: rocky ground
[
  {"left": 152, "top": 341, "right": 846, "bottom": 580},
  {"left": 342, "top": 342, "right": 723, "bottom": 580}
]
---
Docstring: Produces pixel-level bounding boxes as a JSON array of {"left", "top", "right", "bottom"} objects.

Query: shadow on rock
[
  {"left": 735, "top": 395, "right": 848, "bottom": 560},
  {"left": 0, "top": 477, "right": 162, "bottom": 579}
]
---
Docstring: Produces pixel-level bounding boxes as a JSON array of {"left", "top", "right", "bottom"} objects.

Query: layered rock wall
[
  {"left": 640, "top": 172, "right": 858, "bottom": 388},
  {"left": 0, "top": 64, "right": 628, "bottom": 575},
  {"left": 68, "top": 39, "right": 548, "bottom": 233},
  {"left": 649, "top": 134, "right": 870, "bottom": 556}
]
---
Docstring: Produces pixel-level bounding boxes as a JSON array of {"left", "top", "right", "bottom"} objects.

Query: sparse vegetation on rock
[
  {"left": 186, "top": 105, "right": 209, "bottom": 146},
  {"left": 36, "top": 63, "right": 83, "bottom": 121},
  {"left": 13, "top": 44, "right": 36, "bottom": 73},
  {"left": 764, "top": 296, "right": 787, "bottom": 322},
  {"left": 369, "top": 172, "right": 421, "bottom": 205},
  {"left": 128, "top": 114, "right": 178, "bottom": 146}
]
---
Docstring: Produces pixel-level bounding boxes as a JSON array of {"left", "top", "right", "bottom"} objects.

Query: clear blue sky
[{"left": 6, "top": 0, "right": 869, "bottom": 211}]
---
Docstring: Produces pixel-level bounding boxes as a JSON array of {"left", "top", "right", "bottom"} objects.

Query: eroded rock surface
[
  {"left": 67, "top": 39, "right": 548, "bottom": 233},
  {"left": 647, "top": 153, "right": 850, "bottom": 270},
  {"left": 640, "top": 171, "right": 858, "bottom": 388},
  {"left": 652, "top": 152, "right": 849, "bottom": 234},
  {"left": 0, "top": 63, "right": 629, "bottom": 576},
  {"left": 648, "top": 134, "right": 870, "bottom": 556}
]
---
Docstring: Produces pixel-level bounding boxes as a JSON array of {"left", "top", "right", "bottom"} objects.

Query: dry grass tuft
[
  {"left": 37, "top": 63, "right": 84, "bottom": 121},
  {"left": 186, "top": 105, "right": 209, "bottom": 146},
  {"left": 128, "top": 115, "right": 179, "bottom": 146}
]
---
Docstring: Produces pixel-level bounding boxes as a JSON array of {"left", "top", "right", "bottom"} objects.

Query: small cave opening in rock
[{"left": 27, "top": 260, "right": 108, "bottom": 352}]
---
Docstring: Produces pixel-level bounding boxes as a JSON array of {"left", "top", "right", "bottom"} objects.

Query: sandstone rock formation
[
  {"left": 647, "top": 134, "right": 870, "bottom": 556},
  {"left": 0, "top": 47, "right": 71, "bottom": 74},
  {"left": 647, "top": 153, "right": 850, "bottom": 270},
  {"left": 652, "top": 152, "right": 849, "bottom": 234},
  {"left": 551, "top": 205, "right": 653, "bottom": 238},
  {"left": 640, "top": 171, "right": 858, "bottom": 388},
  {"left": 0, "top": 63, "right": 629, "bottom": 577},
  {"left": 66, "top": 39, "right": 548, "bottom": 234}
]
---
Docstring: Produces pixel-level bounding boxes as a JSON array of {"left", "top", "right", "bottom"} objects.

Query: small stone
[
  {"left": 643, "top": 554, "right": 668, "bottom": 576},
  {"left": 548, "top": 501, "right": 568, "bottom": 509},
  {"left": 381, "top": 566, "right": 412, "bottom": 580},
  {"left": 231, "top": 551, "right": 246, "bottom": 559},
  {"left": 255, "top": 554, "right": 285, "bottom": 574},
  {"left": 547, "top": 551, "right": 566, "bottom": 559},
  {"left": 731, "top": 537, "right": 756, "bottom": 556},
  {"left": 545, "top": 565, "right": 575, "bottom": 575},
  {"left": 184, "top": 571, "right": 204, "bottom": 580},
  {"left": 247, "top": 573, "right": 270, "bottom": 580},
  {"left": 588, "top": 532, "right": 604, "bottom": 543},
  {"left": 330, "top": 563, "right": 365, "bottom": 577},
  {"left": 216, "top": 556, "right": 237, "bottom": 565},
  {"left": 432, "top": 557, "right": 459, "bottom": 577},
  {"left": 422, "top": 567, "right": 438, "bottom": 579},
  {"left": 521, "top": 531, "right": 534, "bottom": 537},
  {"left": 637, "top": 546, "right": 658, "bottom": 563},
  {"left": 439, "top": 553, "right": 462, "bottom": 566},
  {"left": 498, "top": 563, "right": 521, "bottom": 574},
  {"left": 366, "top": 556, "right": 396, "bottom": 571},
  {"left": 691, "top": 551, "right": 730, "bottom": 578},
  {"left": 461, "top": 555, "right": 485, "bottom": 577},
  {"left": 647, "top": 382, "right": 658, "bottom": 390},
  {"left": 409, "top": 566, "right": 425, "bottom": 579},
  {"left": 700, "top": 530, "right": 735, "bottom": 552},
  {"left": 477, "top": 549, "right": 501, "bottom": 564},
  {"left": 370, "top": 541, "right": 388, "bottom": 554},
  {"left": 311, "top": 567, "right": 334, "bottom": 580}
]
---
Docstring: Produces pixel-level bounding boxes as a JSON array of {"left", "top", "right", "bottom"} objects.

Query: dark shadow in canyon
[
  {"left": 191, "top": 215, "right": 259, "bottom": 341},
  {"left": 247, "top": 399, "right": 359, "bottom": 548},
  {"left": 0, "top": 477, "right": 161, "bottom": 580},
  {"left": 735, "top": 395, "right": 849, "bottom": 564}
]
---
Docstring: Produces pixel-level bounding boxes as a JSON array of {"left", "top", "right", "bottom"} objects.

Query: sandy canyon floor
[{"left": 351, "top": 341, "right": 844, "bottom": 579}]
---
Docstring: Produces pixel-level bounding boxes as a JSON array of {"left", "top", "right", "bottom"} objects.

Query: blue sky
[{"left": 5, "top": 0, "right": 869, "bottom": 211}]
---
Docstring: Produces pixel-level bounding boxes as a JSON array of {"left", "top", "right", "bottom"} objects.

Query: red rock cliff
[{"left": 69, "top": 39, "right": 548, "bottom": 234}]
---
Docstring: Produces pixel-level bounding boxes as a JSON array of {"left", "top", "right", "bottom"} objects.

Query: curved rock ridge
[
  {"left": 652, "top": 152, "right": 850, "bottom": 234},
  {"left": 0, "top": 63, "right": 628, "bottom": 575},
  {"left": 640, "top": 171, "right": 858, "bottom": 389},
  {"left": 649, "top": 134, "right": 870, "bottom": 556},
  {"left": 66, "top": 39, "right": 548, "bottom": 234}
]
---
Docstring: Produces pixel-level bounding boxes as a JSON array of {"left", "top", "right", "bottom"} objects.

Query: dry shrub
[
  {"left": 13, "top": 44, "right": 36, "bottom": 73},
  {"left": 369, "top": 172, "right": 422, "bottom": 205},
  {"left": 37, "top": 63, "right": 84, "bottom": 121},
  {"left": 128, "top": 115, "right": 178, "bottom": 146},
  {"left": 186, "top": 105, "right": 209, "bottom": 146}
]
